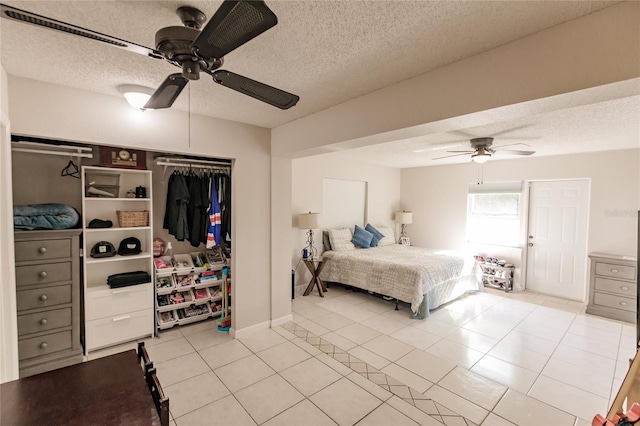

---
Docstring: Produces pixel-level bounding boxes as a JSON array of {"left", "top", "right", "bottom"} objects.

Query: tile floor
[{"left": 91, "top": 286, "right": 634, "bottom": 425}]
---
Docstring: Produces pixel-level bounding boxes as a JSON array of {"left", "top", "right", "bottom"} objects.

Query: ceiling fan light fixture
[
  {"left": 118, "top": 84, "right": 155, "bottom": 110},
  {"left": 471, "top": 152, "right": 491, "bottom": 164}
]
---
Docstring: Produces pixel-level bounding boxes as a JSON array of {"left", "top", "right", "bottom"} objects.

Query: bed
[{"left": 319, "top": 225, "right": 482, "bottom": 319}]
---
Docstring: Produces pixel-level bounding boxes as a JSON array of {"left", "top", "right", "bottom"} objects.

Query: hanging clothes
[
  {"left": 218, "top": 173, "right": 232, "bottom": 244},
  {"left": 206, "top": 174, "right": 222, "bottom": 248},
  {"left": 188, "top": 172, "right": 210, "bottom": 247},
  {"left": 163, "top": 171, "right": 190, "bottom": 241}
]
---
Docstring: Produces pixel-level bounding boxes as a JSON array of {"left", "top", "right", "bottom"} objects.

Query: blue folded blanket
[{"left": 14, "top": 203, "right": 80, "bottom": 230}]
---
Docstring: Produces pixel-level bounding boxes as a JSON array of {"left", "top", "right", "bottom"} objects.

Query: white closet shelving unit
[{"left": 81, "top": 166, "right": 154, "bottom": 353}]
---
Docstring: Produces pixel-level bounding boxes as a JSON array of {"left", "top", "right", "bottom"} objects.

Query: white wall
[
  {"left": 5, "top": 76, "right": 272, "bottom": 333},
  {"left": 291, "top": 153, "right": 401, "bottom": 288},
  {"left": 401, "top": 149, "right": 640, "bottom": 287}
]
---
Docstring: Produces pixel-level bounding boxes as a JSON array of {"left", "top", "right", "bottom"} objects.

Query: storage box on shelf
[
  {"left": 82, "top": 166, "right": 154, "bottom": 353},
  {"left": 154, "top": 249, "right": 229, "bottom": 330},
  {"left": 475, "top": 256, "right": 514, "bottom": 292}
]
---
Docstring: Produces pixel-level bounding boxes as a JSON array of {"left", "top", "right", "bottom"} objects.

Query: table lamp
[
  {"left": 298, "top": 212, "right": 321, "bottom": 258},
  {"left": 395, "top": 211, "right": 413, "bottom": 244}
]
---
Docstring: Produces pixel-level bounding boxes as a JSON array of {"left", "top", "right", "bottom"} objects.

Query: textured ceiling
[
  {"left": 329, "top": 95, "right": 640, "bottom": 168},
  {"left": 0, "top": 0, "right": 621, "bottom": 131}
]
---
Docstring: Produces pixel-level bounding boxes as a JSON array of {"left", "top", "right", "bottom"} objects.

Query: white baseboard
[
  {"left": 228, "top": 314, "right": 293, "bottom": 339},
  {"left": 271, "top": 314, "right": 293, "bottom": 328},
  {"left": 230, "top": 320, "right": 271, "bottom": 339}
]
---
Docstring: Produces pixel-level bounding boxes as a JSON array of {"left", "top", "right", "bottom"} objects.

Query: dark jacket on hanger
[{"left": 163, "top": 172, "right": 190, "bottom": 241}]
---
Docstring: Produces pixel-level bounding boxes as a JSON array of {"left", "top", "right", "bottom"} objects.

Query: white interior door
[{"left": 526, "top": 180, "right": 589, "bottom": 301}]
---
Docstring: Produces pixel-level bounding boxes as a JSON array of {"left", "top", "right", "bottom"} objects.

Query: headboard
[{"left": 322, "top": 178, "right": 367, "bottom": 229}]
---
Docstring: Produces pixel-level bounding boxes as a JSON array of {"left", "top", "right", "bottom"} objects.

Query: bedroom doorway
[{"left": 525, "top": 180, "right": 589, "bottom": 301}]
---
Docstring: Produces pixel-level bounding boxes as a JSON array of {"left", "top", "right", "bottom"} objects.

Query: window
[{"left": 466, "top": 182, "right": 523, "bottom": 247}]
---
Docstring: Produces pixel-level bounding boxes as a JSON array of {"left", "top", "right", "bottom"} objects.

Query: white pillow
[
  {"left": 327, "top": 228, "right": 355, "bottom": 251},
  {"left": 375, "top": 225, "right": 396, "bottom": 246}
]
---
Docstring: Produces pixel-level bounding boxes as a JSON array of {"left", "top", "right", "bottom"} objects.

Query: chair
[
  {"left": 137, "top": 342, "right": 153, "bottom": 376},
  {"left": 146, "top": 367, "right": 170, "bottom": 426}
]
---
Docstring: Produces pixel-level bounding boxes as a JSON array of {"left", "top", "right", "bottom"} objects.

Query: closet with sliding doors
[{"left": 10, "top": 137, "right": 233, "bottom": 369}]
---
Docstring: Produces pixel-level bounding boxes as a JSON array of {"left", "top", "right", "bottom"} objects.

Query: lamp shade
[
  {"left": 299, "top": 212, "right": 321, "bottom": 229},
  {"left": 395, "top": 211, "right": 413, "bottom": 225}
]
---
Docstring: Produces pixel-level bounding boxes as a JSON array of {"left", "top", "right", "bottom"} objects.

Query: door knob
[
  {"left": 528, "top": 235, "right": 534, "bottom": 239},
  {"left": 528, "top": 243, "right": 534, "bottom": 247}
]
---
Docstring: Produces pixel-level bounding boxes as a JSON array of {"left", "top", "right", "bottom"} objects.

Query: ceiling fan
[
  {"left": 432, "top": 137, "right": 536, "bottom": 163},
  {"left": 0, "top": 1, "right": 299, "bottom": 110}
]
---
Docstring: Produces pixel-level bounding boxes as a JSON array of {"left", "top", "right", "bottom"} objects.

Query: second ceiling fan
[
  {"left": 433, "top": 137, "right": 536, "bottom": 163},
  {"left": 0, "top": 0, "right": 300, "bottom": 110}
]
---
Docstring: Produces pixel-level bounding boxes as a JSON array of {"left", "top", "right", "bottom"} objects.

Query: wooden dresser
[
  {"left": 14, "top": 229, "right": 83, "bottom": 377},
  {"left": 586, "top": 252, "right": 637, "bottom": 323}
]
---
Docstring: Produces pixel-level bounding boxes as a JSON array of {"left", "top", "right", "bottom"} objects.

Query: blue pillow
[
  {"left": 351, "top": 225, "right": 374, "bottom": 248},
  {"left": 365, "top": 223, "right": 384, "bottom": 247}
]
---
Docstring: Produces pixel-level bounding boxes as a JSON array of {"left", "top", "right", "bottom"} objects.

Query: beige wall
[
  {"left": 11, "top": 151, "right": 83, "bottom": 210},
  {"left": 401, "top": 148, "right": 640, "bottom": 258},
  {"left": 0, "top": 65, "right": 19, "bottom": 382},
  {"left": 291, "top": 153, "right": 401, "bottom": 288},
  {"left": 6, "top": 76, "right": 271, "bottom": 333}
]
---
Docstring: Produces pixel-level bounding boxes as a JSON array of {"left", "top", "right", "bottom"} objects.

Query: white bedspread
[{"left": 319, "top": 245, "right": 480, "bottom": 313}]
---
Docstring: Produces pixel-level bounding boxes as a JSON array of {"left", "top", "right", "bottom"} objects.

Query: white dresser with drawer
[
  {"left": 14, "top": 229, "right": 83, "bottom": 377},
  {"left": 587, "top": 252, "right": 637, "bottom": 323}
]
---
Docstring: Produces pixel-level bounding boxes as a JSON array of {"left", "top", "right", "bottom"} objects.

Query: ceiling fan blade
[
  {"left": 432, "top": 152, "right": 475, "bottom": 160},
  {"left": 491, "top": 124, "right": 534, "bottom": 137},
  {"left": 192, "top": 0, "right": 278, "bottom": 59},
  {"left": 211, "top": 70, "right": 299, "bottom": 109},
  {"left": 492, "top": 143, "right": 530, "bottom": 151},
  {"left": 494, "top": 150, "right": 536, "bottom": 156},
  {"left": 143, "top": 74, "right": 189, "bottom": 109},
  {"left": 445, "top": 150, "right": 475, "bottom": 153},
  {"left": 0, "top": 3, "right": 164, "bottom": 60}
]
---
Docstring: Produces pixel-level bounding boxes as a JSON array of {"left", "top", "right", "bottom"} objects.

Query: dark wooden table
[
  {"left": 1, "top": 349, "right": 160, "bottom": 426},
  {"left": 303, "top": 257, "right": 327, "bottom": 297}
]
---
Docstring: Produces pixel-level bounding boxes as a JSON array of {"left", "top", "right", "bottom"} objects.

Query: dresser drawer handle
[
  {"left": 112, "top": 315, "right": 131, "bottom": 322},
  {"left": 620, "top": 301, "right": 628, "bottom": 306},
  {"left": 621, "top": 286, "right": 629, "bottom": 291},
  {"left": 111, "top": 289, "right": 131, "bottom": 295},
  {"left": 40, "top": 318, "right": 48, "bottom": 325},
  {"left": 39, "top": 342, "right": 48, "bottom": 349},
  {"left": 39, "top": 271, "right": 48, "bottom": 278},
  {"left": 611, "top": 269, "right": 619, "bottom": 274},
  {"left": 39, "top": 294, "right": 48, "bottom": 301},
  {"left": 38, "top": 247, "right": 47, "bottom": 254}
]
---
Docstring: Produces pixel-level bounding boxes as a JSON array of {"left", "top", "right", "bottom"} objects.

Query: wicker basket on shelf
[{"left": 116, "top": 210, "right": 149, "bottom": 227}]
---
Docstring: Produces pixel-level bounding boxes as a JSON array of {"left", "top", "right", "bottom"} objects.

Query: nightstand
[{"left": 303, "top": 257, "right": 327, "bottom": 297}]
